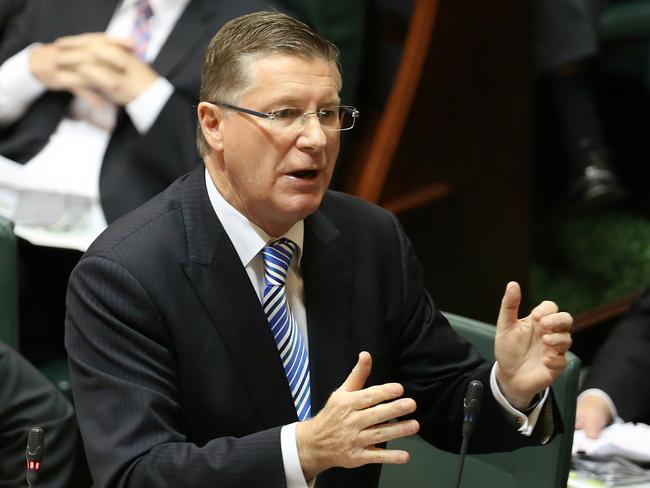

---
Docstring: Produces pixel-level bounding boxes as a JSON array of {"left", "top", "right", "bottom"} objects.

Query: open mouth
[{"left": 289, "top": 169, "right": 319, "bottom": 179}]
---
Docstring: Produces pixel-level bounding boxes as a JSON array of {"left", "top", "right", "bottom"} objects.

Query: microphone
[
  {"left": 26, "top": 426, "right": 44, "bottom": 487},
  {"left": 455, "top": 380, "right": 483, "bottom": 488}
]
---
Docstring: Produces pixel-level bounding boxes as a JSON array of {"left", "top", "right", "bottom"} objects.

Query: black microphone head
[
  {"left": 26, "top": 427, "right": 44, "bottom": 461},
  {"left": 26, "top": 427, "right": 44, "bottom": 487},
  {"left": 463, "top": 380, "right": 483, "bottom": 416}
]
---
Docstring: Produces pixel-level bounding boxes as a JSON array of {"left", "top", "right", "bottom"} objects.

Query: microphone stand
[{"left": 454, "top": 380, "right": 483, "bottom": 488}]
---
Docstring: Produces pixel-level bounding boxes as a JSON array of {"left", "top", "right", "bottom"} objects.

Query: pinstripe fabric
[
  {"left": 132, "top": 0, "right": 153, "bottom": 60},
  {"left": 261, "top": 238, "right": 311, "bottom": 421}
]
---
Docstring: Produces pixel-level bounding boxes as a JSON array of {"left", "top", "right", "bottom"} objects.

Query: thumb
[
  {"left": 339, "top": 351, "right": 372, "bottom": 392},
  {"left": 497, "top": 281, "right": 521, "bottom": 331}
]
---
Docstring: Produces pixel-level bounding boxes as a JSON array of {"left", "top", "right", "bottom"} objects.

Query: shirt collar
[{"left": 204, "top": 168, "right": 304, "bottom": 268}]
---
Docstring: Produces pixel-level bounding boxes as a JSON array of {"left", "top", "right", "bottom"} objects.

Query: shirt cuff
[
  {"left": 125, "top": 76, "right": 174, "bottom": 134},
  {"left": 0, "top": 43, "right": 47, "bottom": 124},
  {"left": 578, "top": 388, "right": 621, "bottom": 423},
  {"left": 281, "top": 423, "right": 310, "bottom": 488},
  {"left": 490, "top": 362, "right": 549, "bottom": 436}
]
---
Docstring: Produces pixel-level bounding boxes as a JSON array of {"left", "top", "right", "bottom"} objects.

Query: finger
[
  {"left": 349, "top": 383, "right": 405, "bottom": 410},
  {"left": 541, "top": 332, "right": 572, "bottom": 350},
  {"left": 75, "top": 63, "right": 124, "bottom": 94},
  {"left": 56, "top": 33, "right": 133, "bottom": 50},
  {"left": 358, "top": 446, "right": 410, "bottom": 465},
  {"left": 58, "top": 42, "right": 131, "bottom": 73},
  {"left": 542, "top": 353, "right": 567, "bottom": 371},
  {"left": 339, "top": 352, "right": 372, "bottom": 392},
  {"left": 52, "top": 46, "right": 120, "bottom": 73},
  {"left": 354, "top": 397, "right": 416, "bottom": 427},
  {"left": 357, "top": 419, "right": 420, "bottom": 447},
  {"left": 584, "top": 422, "right": 605, "bottom": 440},
  {"left": 72, "top": 87, "right": 108, "bottom": 108},
  {"left": 539, "top": 312, "right": 573, "bottom": 332},
  {"left": 531, "top": 300, "right": 559, "bottom": 322},
  {"left": 87, "top": 43, "right": 135, "bottom": 72},
  {"left": 496, "top": 281, "right": 521, "bottom": 330}
]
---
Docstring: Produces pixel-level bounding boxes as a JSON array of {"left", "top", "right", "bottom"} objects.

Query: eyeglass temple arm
[{"left": 214, "top": 102, "right": 272, "bottom": 120}]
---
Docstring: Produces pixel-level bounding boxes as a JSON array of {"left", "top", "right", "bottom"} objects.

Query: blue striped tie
[{"left": 261, "top": 239, "right": 312, "bottom": 421}]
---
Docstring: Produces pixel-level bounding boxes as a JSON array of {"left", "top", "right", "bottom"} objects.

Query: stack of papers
[
  {"left": 573, "top": 422, "right": 650, "bottom": 464},
  {"left": 569, "top": 455, "right": 650, "bottom": 487},
  {"left": 0, "top": 154, "right": 102, "bottom": 251}
]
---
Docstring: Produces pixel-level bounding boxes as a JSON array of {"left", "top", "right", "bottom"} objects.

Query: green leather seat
[
  {"left": 379, "top": 312, "right": 581, "bottom": 488},
  {"left": 0, "top": 216, "right": 72, "bottom": 399},
  {"left": 0, "top": 216, "right": 18, "bottom": 349}
]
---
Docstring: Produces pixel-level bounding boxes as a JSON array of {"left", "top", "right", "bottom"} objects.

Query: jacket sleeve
[
  {"left": 582, "top": 286, "right": 650, "bottom": 423},
  {"left": 390, "top": 213, "right": 558, "bottom": 453},
  {"left": 65, "top": 255, "right": 287, "bottom": 487}
]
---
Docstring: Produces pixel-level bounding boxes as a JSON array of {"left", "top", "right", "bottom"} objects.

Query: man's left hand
[{"left": 494, "top": 281, "right": 573, "bottom": 410}]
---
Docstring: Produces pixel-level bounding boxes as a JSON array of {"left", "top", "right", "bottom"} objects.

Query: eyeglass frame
[{"left": 209, "top": 102, "right": 360, "bottom": 132}]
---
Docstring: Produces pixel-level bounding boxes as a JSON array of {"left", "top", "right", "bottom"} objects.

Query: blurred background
[{"left": 299, "top": 0, "right": 650, "bottom": 366}]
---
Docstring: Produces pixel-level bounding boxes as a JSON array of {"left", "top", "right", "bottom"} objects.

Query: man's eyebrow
[{"left": 265, "top": 97, "right": 342, "bottom": 109}]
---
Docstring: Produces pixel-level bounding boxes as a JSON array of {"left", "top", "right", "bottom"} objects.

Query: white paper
[
  {"left": 0, "top": 154, "right": 104, "bottom": 251},
  {"left": 573, "top": 422, "right": 650, "bottom": 464}
]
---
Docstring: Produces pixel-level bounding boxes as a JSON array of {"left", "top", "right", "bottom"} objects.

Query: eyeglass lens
[{"left": 274, "top": 107, "right": 355, "bottom": 131}]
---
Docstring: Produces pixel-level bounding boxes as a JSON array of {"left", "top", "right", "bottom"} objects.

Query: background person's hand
[
  {"left": 575, "top": 394, "right": 613, "bottom": 439},
  {"left": 494, "top": 281, "right": 573, "bottom": 410},
  {"left": 295, "top": 352, "right": 419, "bottom": 481},
  {"left": 29, "top": 33, "right": 158, "bottom": 107}
]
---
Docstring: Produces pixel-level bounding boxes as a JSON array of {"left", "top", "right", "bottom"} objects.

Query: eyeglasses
[{"left": 211, "top": 102, "right": 359, "bottom": 132}]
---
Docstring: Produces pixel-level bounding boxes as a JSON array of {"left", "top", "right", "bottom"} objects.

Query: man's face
[{"left": 205, "top": 54, "right": 341, "bottom": 236}]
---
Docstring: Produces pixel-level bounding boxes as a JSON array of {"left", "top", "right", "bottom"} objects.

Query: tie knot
[
  {"left": 136, "top": 0, "right": 153, "bottom": 18},
  {"left": 262, "top": 238, "right": 297, "bottom": 287}
]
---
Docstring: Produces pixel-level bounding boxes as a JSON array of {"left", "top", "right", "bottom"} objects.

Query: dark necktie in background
[{"left": 132, "top": 0, "right": 153, "bottom": 61}]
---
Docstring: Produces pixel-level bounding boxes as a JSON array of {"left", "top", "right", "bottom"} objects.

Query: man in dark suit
[
  {"left": 576, "top": 286, "right": 650, "bottom": 438},
  {"left": 65, "top": 11, "right": 574, "bottom": 487},
  {"left": 0, "top": 0, "right": 285, "bottom": 364}
]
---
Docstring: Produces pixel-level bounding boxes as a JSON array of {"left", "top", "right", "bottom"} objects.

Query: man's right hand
[
  {"left": 295, "top": 352, "right": 420, "bottom": 481},
  {"left": 575, "top": 393, "right": 613, "bottom": 439}
]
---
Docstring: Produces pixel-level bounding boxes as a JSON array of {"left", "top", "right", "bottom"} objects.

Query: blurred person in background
[
  {"left": 576, "top": 286, "right": 650, "bottom": 438},
  {"left": 534, "top": 0, "right": 626, "bottom": 213},
  {"left": 0, "top": 0, "right": 286, "bottom": 364}
]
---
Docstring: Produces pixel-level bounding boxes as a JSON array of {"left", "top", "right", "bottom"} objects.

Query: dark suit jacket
[
  {"left": 582, "top": 285, "right": 650, "bottom": 424},
  {"left": 65, "top": 165, "right": 557, "bottom": 487},
  {"left": 0, "top": 0, "right": 285, "bottom": 223},
  {"left": 0, "top": 341, "right": 77, "bottom": 488}
]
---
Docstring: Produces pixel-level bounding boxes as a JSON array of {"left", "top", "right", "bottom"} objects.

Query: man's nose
[{"left": 297, "top": 114, "right": 328, "bottom": 149}]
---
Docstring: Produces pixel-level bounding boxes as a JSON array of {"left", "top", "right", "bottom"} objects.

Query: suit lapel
[
  {"left": 303, "top": 208, "right": 354, "bottom": 414},
  {"left": 180, "top": 167, "right": 297, "bottom": 427},
  {"left": 73, "top": 0, "right": 119, "bottom": 34},
  {"left": 151, "top": 0, "right": 216, "bottom": 77}
]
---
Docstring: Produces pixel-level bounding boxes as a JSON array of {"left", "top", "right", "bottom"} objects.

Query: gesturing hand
[
  {"left": 295, "top": 352, "right": 419, "bottom": 481},
  {"left": 494, "top": 282, "right": 573, "bottom": 410}
]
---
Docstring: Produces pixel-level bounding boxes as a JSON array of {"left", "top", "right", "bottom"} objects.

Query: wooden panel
[{"left": 339, "top": 0, "right": 533, "bottom": 321}]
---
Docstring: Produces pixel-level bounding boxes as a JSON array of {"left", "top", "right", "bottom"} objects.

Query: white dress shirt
[
  {"left": 204, "top": 169, "right": 311, "bottom": 488},
  {"left": 0, "top": 0, "right": 189, "bottom": 251}
]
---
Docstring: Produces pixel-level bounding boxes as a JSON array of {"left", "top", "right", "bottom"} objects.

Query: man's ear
[{"left": 197, "top": 102, "right": 224, "bottom": 151}]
